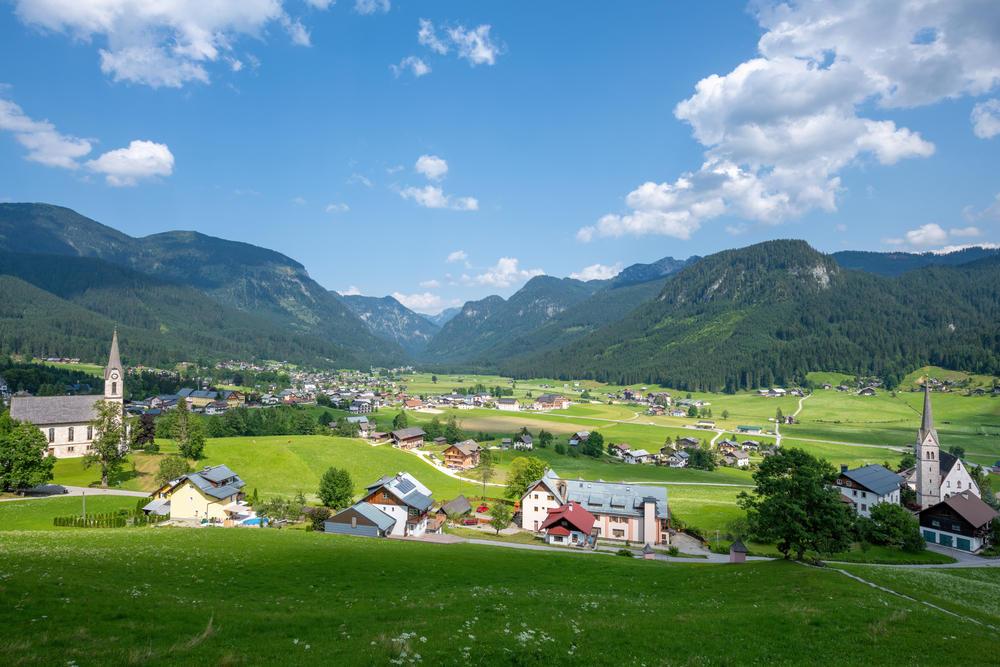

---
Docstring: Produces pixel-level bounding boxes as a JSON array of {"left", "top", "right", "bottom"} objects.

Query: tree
[
  {"left": 0, "top": 422, "right": 55, "bottom": 492},
  {"left": 171, "top": 398, "right": 205, "bottom": 460},
  {"left": 424, "top": 416, "right": 443, "bottom": 439},
  {"left": 318, "top": 466, "right": 354, "bottom": 509},
  {"left": 132, "top": 413, "right": 157, "bottom": 450},
  {"left": 721, "top": 409, "right": 730, "bottom": 420},
  {"left": 685, "top": 447, "right": 715, "bottom": 471},
  {"left": 84, "top": 399, "right": 127, "bottom": 488},
  {"left": 431, "top": 375, "right": 438, "bottom": 384},
  {"left": 474, "top": 449, "right": 495, "bottom": 498},
  {"left": 444, "top": 415, "right": 465, "bottom": 444},
  {"left": 392, "top": 411, "right": 409, "bottom": 430},
  {"left": 738, "top": 447, "right": 852, "bottom": 560},
  {"left": 775, "top": 407, "right": 784, "bottom": 422},
  {"left": 865, "top": 502, "right": 925, "bottom": 553},
  {"left": 254, "top": 496, "right": 301, "bottom": 527},
  {"left": 971, "top": 465, "right": 999, "bottom": 510},
  {"left": 581, "top": 431, "right": 604, "bottom": 458},
  {"left": 305, "top": 506, "right": 331, "bottom": 530},
  {"left": 897, "top": 452, "right": 916, "bottom": 472},
  {"left": 687, "top": 405, "right": 698, "bottom": 418},
  {"left": 505, "top": 456, "right": 547, "bottom": 500},
  {"left": 316, "top": 393, "right": 333, "bottom": 407},
  {"left": 155, "top": 455, "right": 191, "bottom": 486},
  {"left": 948, "top": 445, "right": 966, "bottom": 460},
  {"left": 554, "top": 443, "right": 567, "bottom": 455},
  {"left": 318, "top": 410, "right": 333, "bottom": 427},
  {"left": 335, "top": 417, "right": 360, "bottom": 438},
  {"left": 488, "top": 503, "right": 513, "bottom": 535},
  {"left": 538, "top": 430, "right": 553, "bottom": 448}
]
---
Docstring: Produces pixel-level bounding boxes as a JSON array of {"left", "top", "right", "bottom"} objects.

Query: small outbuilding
[
  {"left": 324, "top": 501, "right": 397, "bottom": 538},
  {"left": 729, "top": 538, "right": 749, "bottom": 563}
]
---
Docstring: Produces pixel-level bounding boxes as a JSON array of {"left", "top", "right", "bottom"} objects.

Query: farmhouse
[
  {"left": 443, "top": 439, "right": 483, "bottom": 469},
  {"left": 569, "top": 431, "right": 590, "bottom": 446},
  {"left": 520, "top": 470, "right": 670, "bottom": 544},
  {"left": 624, "top": 449, "right": 652, "bottom": 465},
  {"left": 496, "top": 397, "right": 520, "bottom": 412},
  {"left": 10, "top": 331, "right": 124, "bottom": 459},
  {"left": 726, "top": 450, "right": 750, "bottom": 468},
  {"left": 145, "top": 464, "right": 247, "bottom": 523},
  {"left": 514, "top": 434, "right": 533, "bottom": 450},
  {"left": 737, "top": 425, "right": 762, "bottom": 434},
  {"left": 833, "top": 464, "right": 903, "bottom": 518},
  {"left": 391, "top": 426, "right": 426, "bottom": 449},
  {"left": 663, "top": 450, "right": 689, "bottom": 468},
  {"left": 612, "top": 443, "right": 632, "bottom": 458},
  {"left": 919, "top": 492, "right": 998, "bottom": 552},
  {"left": 676, "top": 436, "right": 700, "bottom": 449},
  {"left": 539, "top": 502, "right": 596, "bottom": 546},
  {"left": 324, "top": 502, "right": 397, "bottom": 538},
  {"left": 358, "top": 472, "right": 434, "bottom": 537},
  {"left": 534, "top": 393, "right": 570, "bottom": 410}
]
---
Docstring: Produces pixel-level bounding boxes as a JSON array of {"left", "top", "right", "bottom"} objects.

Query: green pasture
[
  {"left": 0, "top": 495, "right": 141, "bottom": 531},
  {"left": 0, "top": 529, "right": 996, "bottom": 664},
  {"left": 779, "top": 439, "right": 904, "bottom": 469}
]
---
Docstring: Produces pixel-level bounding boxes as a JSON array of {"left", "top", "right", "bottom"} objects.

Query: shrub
[
  {"left": 667, "top": 546, "right": 679, "bottom": 557},
  {"left": 616, "top": 548, "right": 633, "bottom": 557}
]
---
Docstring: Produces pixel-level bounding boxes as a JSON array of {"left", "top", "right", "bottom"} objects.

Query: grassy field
[
  {"left": 0, "top": 495, "right": 141, "bottom": 530},
  {"left": 0, "top": 528, "right": 995, "bottom": 665}
]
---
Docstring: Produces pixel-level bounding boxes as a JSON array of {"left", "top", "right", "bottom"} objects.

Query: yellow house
[{"left": 146, "top": 464, "right": 246, "bottom": 523}]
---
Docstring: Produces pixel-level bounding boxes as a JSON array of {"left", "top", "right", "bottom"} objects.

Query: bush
[
  {"left": 616, "top": 548, "right": 634, "bottom": 557},
  {"left": 305, "top": 506, "right": 332, "bottom": 531},
  {"left": 554, "top": 443, "right": 567, "bottom": 455},
  {"left": 667, "top": 546, "right": 679, "bottom": 557}
]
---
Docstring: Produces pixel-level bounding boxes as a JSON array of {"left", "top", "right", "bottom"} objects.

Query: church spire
[
  {"left": 918, "top": 382, "right": 937, "bottom": 446},
  {"left": 106, "top": 328, "right": 122, "bottom": 378}
]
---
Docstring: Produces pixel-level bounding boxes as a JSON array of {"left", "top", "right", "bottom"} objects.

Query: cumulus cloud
[
  {"left": 581, "top": 0, "right": 1000, "bottom": 241},
  {"left": 416, "top": 19, "right": 502, "bottom": 66},
  {"left": 391, "top": 56, "right": 430, "bottom": 78},
  {"left": 415, "top": 154, "right": 448, "bottom": 180},
  {"left": 13, "top": 0, "right": 330, "bottom": 88},
  {"left": 569, "top": 262, "right": 623, "bottom": 281},
  {"left": 291, "top": 196, "right": 306, "bottom": 205},
  {"left": 971, "top": 99, "right": 1000, "bottom": 139},
  {"left": 391, "top": 291, "right": 460, "bottom": 314},
  {"left": 400, "top": 185, "right": 477, "bottom": 211},
  {"left": 884, "top": 223, "right": 989, "bottom": 249},
  {"left": 472, "top": 257, "right": 544, "bottom": 288},
  {"left": 949, "top": 226, "right": 980, "bottom": 237},
  {"left": 905, "top": 223, "right": 948, "bottom": 247},
  {"left": 325, "top": 202, "right": 349, "bottom": 213},
  {"left": 338, "top": 285, "right": 362, "bottom": 296},
  {"left": 446, "top": 250, "right": 468, "bottom": 263},
  {"left": 85, "top": 140, "right": 174, "bottom": 186},
  {"left": 419, "top": 279, "right": 440, "bottom": 288},
  {"left": 355, "top": 0, "right": 389, "bottom": 15},
  {"left": 0, "top": 96, "right": 173, "bottom": 185}
]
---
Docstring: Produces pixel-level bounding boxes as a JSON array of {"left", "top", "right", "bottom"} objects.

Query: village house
[
  {"left": 569, "top": 431, "right": 590, "bottom": 446},
  {"left": 10, "top": 331, "right": 124, "bottom": 460},
  {"left": 355, "top": 472, "right": 435, "bottom": 537},
  {"left": 520, "top": 470, "right": 670, "bottom": 545},
  {"left": 919, "top": 492, "right": 998, "bottom": 552},
  {"left": 534, "top": 393, "right": 570, "bottom": 410},
  {"left": 435, "top": 495, "right": 472, "bottom": 520},
  {"left": 349, "top": 399, "right": 372, "bottom": 414},
  {"left": 514, "top": 434, "right": 533, "bottom": 450},
  {"left": 737, "top": 425, "right": 763, "bottom": 434},
  {"left": 324, "top": 501, "right": 398, "bottom": 538},
  {"left": 391, "top": 426, "right": 426, "bottom": 449},
  {"left": 663, "top": 450, "right": 690, "bottom": 468},
  {"left": 676, "top": 436, "right": 701, "bottom": 449},
  {"left": 611, "top": 443, "right": 631, "bottom": 458},
  {"left": 696, "top": 419, "right": 716, "bottom": 429},
  {"left": 624, "top": 449, "right": 653, "bottom": 465},
  {"left": 716, "top": 439, "right": 740, "bottom": 455},
  {"left": 443, "top": 439, "right": 483, "bottom": 469},
  {"left": 833, "top": 464, "right": 904, "bottom": 517},
  {"left": 144, "top": 464, "right": 248, "bottom": 524},
  {"left": 496, "top": 397, "right": 520, "bottom": 412},
  {"left": 740, "top": 439, "right": 761, "bottom": 452},
  {"left": 539, "top": 501, "right": 597, "bottom": 546},
  {"left": 725, "top": 450, "right": 750, "bottom": 468}
]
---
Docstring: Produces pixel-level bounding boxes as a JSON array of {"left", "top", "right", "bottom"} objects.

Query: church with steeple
[
  {"left": 10, "top": 331, "right": 125, "bottom": 459},
  {"left": 908, "top": 383, "right": 980, "bottom": 508}
]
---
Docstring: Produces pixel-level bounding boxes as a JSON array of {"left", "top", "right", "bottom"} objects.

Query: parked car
[
  {"left": 462, "top": 517, "right": 479, "bottom": 525},
  {"left": 476, "top": 504, "right": 489, "bottom": 513}
]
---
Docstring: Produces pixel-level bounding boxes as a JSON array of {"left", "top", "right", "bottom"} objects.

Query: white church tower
[
  {"left": 104, "top": 329, "right": 124, "bottom": 403},
  {"left": 915, "top": 383, "right": 941, "bottom": 508}
]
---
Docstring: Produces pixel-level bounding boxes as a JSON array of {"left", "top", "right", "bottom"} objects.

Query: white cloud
[
  {"left": 419, "top": 279, "right": 440, "bottom": 288},
  {"left": 386, "top": 164, "right": 403, "bottom": 174},
  {"left": 930, "top": 242, "right": 1000, "bottom": 255},
  {"left": 949, "top": 226, "right": 980, "bottom": 237},
  {"left": 417, "top": 18, "right": 448, "bottom": 55},
  {"left": 325, "top": 202, "right": 349, "bottom": 213},
  {"left": 415, "top": 154, "right": 448, "bottom": 180},
  {"left": 971, "top": 99, "right": 1000, "bottom": 139},
  {"left": 347, "top": 173, "right": 372, "bottom": 187},
  {"left": 291, "top": 196, "right": 306, "bottom": 205},
  {"left": 472, "top": 257, "right": 544, "bottom": 288},
  {"left": 416, "top": 20, "right": 502, "bottom": 66},
  {"left": 85, "top": 140, "right": 173, "bottom": 186},
  {"left": 390, "top": 291, "right": 460, "bottom": 315},
  {"left": 391, "top": 56, "right": 430, "bottom": 78},
  {"left": 965, "top": 194, "right": 1000, "bottom": 222},
  {"left": 834, "top": 223, "right": 848, "bottom": 232},
  {"left": 905, "top": 223, "right": 948, "bottom": 247},
  {"left": 446, "top": 250, "right": 467, "bottom": 263},
  {"left": 569, "top": 262, "right": 623, "bottom": 281},
  {"left": 0, "top": 97, "right": 91, "bottom": 168},
  {"left": 582, "top": 0, "right": 1000, "bottom": 241},
  {"left": 13, "top": 0, "right": 330, "bottom": 88},
  {"left": 400, "top": 185, "right": 477, "bottom": 211},
  {"left": 355, "top": 0, "right": 389, "bottom": 15},
  {"left": 338, "top": 285, "right": 362, "bottom": 296}
]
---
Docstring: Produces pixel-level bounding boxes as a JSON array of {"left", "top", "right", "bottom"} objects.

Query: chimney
[{"left": 840, "top": 464, "right": 847, "bottom": 473}]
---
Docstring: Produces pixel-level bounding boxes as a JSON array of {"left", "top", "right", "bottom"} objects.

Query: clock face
[{"left": 110, "top": 372, "right": 119, "bottom": 380}]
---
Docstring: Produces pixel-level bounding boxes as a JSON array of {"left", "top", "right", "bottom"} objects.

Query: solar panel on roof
[{"left": 395, "top": 478, "right": 415, "bottom": 494}]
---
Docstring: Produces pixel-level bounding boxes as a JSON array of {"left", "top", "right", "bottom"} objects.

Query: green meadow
[
  {"left": 0, "top": 528, "right": 995, "bottom": 665},
  {"left": 0, "top": 495, "right": 141, "bottom": 531}
]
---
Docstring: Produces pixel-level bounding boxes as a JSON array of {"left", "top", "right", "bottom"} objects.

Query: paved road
[
  {"left": 0, "top": 485, "right": 149, "bottom": 502},
  {"left": 462, "top": 537, "right": 770, "bottom": 564}
]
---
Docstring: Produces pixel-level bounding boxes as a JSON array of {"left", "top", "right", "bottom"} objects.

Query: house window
[
  {"left": 48, "top": 428, "right": 54, "bottom": 443},
  {"left": 947, "top": 481, "right": 951, "bottom": 488},
  {"left": 112, "top": 382, "right": 117, "bottom": 395},
  {"left": 613, "top": 529, "right": 625, "bottom": 538},
  {"left": 861, "top": 504, "right": 867, "bottom": 511},
  {"left": 931, "top": 520, "right": 940, "bottom": 527},
  {"left": 67, "top": 446, "right": 74, "bottom": 453},
  {"left": 87, "top": 426, "right": 93, "bottom": 440},
  {"left": 68, "top": 427, "right": 74, "bottom": 442},
  {"left": 957, "top": 481, "right": 962, "bottom": 488},
  {"left": 861, "top": 491, "right": 866, "bottom": 498},
  {"left": 952, "top": 524, "right": 961, "bottom": 531},
  {"left": 351, "top": 516, "right": 357, "bottom": 529},
  {"left": 852, "top": 490, "right": 857, "bottom": 497}
]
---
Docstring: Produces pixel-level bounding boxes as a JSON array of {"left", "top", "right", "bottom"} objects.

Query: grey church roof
[
  {"left": 841, "top": 464, "right": 904, "bottom": 496},
  {"left": 9, "top": 395, "right": 102, "bottom": 426},
  {"left": 918, "top": 384, "right": 938, "bottom": 445}
]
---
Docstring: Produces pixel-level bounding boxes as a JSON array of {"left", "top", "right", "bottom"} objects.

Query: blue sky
[{"left": 1, "top": 1, "right": 999, "bottom": 314}]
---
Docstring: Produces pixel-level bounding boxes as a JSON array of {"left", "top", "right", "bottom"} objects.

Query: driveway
[{"left": 0, "top": 484, "right": 149, "bottom": 502}]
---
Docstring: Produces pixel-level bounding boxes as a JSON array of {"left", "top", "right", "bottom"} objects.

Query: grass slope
[
  {"left": 0, "top": 495, "right": 141, "bottom": 530},
  {"left": 0, "top": 529, "right": 995, "bottom": 665}
]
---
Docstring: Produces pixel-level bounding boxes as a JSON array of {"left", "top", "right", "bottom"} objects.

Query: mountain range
[{"left": 1, "top": 203, "right": 998, "bottom": 389}]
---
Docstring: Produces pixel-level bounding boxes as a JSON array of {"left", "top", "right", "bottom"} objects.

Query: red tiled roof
[
  {"left": 539, "top": 501, "right": 596, "bottom": 535},
  {"left": 547, "top": 526, "right": 571, "bottom": 536}
]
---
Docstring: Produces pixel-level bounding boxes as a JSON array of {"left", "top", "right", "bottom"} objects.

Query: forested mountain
[
  {"left": 500, "top": 240, "right": 1000, "bottom": 391},
  {"left": 831, "top": 247, "right": 1000, "bottom": 276},
  {"left": 0, "top": 251, "right": 360, "bottom": 367},
  {"left": 418, "top": 275, "right": 606, "bottom": 363},
  {"left": 0, "top": 203, "right": 407, "bottom": 367},
  {"left": 337, "top": 294, "right": 440, "bottom": 354},
  {"left": 612, "top": 255, "right": 695, "bottom": 286}
]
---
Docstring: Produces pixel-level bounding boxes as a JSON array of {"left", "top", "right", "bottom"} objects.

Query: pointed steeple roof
[
  {"left": 918, "top": 383, "right": 938, "bottom": 446},
  {"left": 105, "top": 329, "right": 122, "bottom": 378}
]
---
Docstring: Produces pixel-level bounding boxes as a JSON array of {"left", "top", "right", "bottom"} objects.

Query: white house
[
  {"left": 497, "top": 398, "right": 520, "bottom": 412},
  {"left": 358, "top": 472, "right": 434, "bottom": 537},
  {"left": 833, "top": 464, "right": 904, "bottom": 518},
  {"left": 624, "top": 449, "right": 652, "bottom": 465}
]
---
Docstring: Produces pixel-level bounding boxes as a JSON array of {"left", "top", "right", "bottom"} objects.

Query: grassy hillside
[
  {"left": 0, "top": 529, "right": 995, "bottom": 664},
  {"left": 0, "top": 495, "right": 140, "bottom": 530}
]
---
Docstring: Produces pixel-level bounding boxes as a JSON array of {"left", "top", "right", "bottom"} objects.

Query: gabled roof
[
  {"left": 448, "top": 439, "right": 482, "bottom": 456},
  {"left": 332, "top": 501, "right": 396, "bottom": 532},
  {"left": 440, "top": 495, "right": 472, "bottom": 516},
  {"left": 840, "top": 464, "right": 904, "bottom": 496},
  {"left": 528, "top": 470, "right": 670, "bottom": 520},
  {"left": 366, "top": 472, "right": 434, "bottom": 511},
  {"left": 391, "top": 426, "right": 426, "bottom": 440},
  {"left": 540, "top": 501, "right": 596, "bottom": 535},
  {"left": 10, "top": 395, "right": 103, "bottom": 426},
  {"left": 925, "top": 492, "right": 998, "bottom": 529}
]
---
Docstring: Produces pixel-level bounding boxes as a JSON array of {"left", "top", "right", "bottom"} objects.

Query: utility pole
[{"left": 82, "top": 491, "right": 86, "bottom": 520}]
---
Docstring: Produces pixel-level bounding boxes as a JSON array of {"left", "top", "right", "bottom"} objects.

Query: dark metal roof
[
  {"left": 841, "top": 464, "right": 904, "bottom": 496},
  {"left": 10, "top": 395, "right": 103, "bottom": 426}
]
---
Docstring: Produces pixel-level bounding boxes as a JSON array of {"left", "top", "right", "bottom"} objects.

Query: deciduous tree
[
  {"left": 505, "top": 456, "right": 547, "bottom": 500},
  {"left": 474, "top": 449, "right": 495, "bottom": 498},
  {"left": 392, "top": 411, "right": 409, "bottom": 430},
  {"left": 0, "top": 421, "right": 55, "bottom": 491},
  {"left": 488, "top": 502, "right": 513, "bottom": 535},
  {"left": 155, "top": 455, "right": 191, "bottom": 486},
  {"left": 318, "top": 466, "right": 354, "bottom": 509},
  {"left": 84, "top": 399, "right": 127, "bottom": 488}
]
